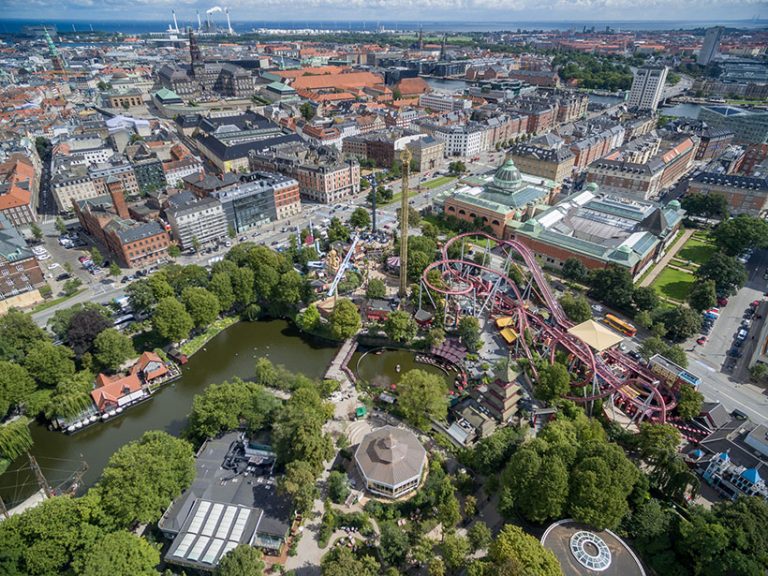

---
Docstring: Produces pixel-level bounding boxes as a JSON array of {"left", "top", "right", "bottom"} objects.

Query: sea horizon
[{"left": 1, "top": 17, "right": 767, "bottom": 35}]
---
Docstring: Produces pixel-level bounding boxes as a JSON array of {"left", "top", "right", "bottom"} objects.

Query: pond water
[
  {"left": 0, "top": 320, "right": 338, "bottom": 507},
  {"left": 351, "top": 348, "right": 450, "bottom": 390}
]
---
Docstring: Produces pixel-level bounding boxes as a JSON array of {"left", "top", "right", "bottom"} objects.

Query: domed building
[
  {"left": 354, "top": 426, "right": 427, "bottom": 499},
  {"left": 437, "top": 156, "right": 559, "bottom": 238}
]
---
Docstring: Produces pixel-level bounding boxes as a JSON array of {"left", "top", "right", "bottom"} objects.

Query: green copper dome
[{"left": 492, "top": 158, "right": 523, "bottom": 192}]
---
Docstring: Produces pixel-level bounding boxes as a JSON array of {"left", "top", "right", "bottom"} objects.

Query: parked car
[
  {"left": 697, "top": 336, "right": 707, "bottom": 345},
  {"left": 55, "top": 273, "right": 71, "bottom": 281},
  {"left": 717, "top": 296, "right": 729, "bottom": 307},
  {"left": 731, "top": 409, "right": 748, "bottom": 421}
]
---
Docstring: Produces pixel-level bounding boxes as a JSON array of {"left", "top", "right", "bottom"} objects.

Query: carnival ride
[{"left": 420, "top": 231, "right": 677, "bottom": 423}]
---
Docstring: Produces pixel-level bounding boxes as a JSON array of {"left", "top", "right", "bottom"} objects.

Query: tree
[
  {"left": 55, "top": 216, "right": 68, "bottom": 235},
  {"left": 330, "top": 299, "right": 361, "bottom": 340},
  {"left": 97, "top": 431, "right": 195, "bottom": 527},
  {"left": 749, "top": 363, "right": 768, "bottom": 384},
  {"left": 66, "top": 308, "right": 112, "bottom": 356},
  {"left": 349, "top": 207, "right": 371, "bottom": 229},
  {"left": 217, "top": 544, "right": 265, "bottom": 576},
  {"left": 426, "top": 326, "right": 446, "bottom": 348},
  {"left": 109, "top": 262, "right": 121, "bottom": 277},
  {"left": 0, "top": 361, "right": 36, "bottom": 416},
  {"left": 712, "top": 214, "right": 768, "bottom": 256},
  {"left": 187, "top": 378, "right": 280, "bottom": 441},
  {"left": 380, "top": 521, "right": 410, "bottom": 567},
  {"left": 677, "top": 384, "right": 703, "bottom": 420},
  {"left": 300, "top": 102, "right": 315, "bottom": 121},
  {"left": 209, "top": 272, "right": 235, "bottom": 311},
  {"left": 327, "top": 470, "right": 350, "bottom": 504},
  {"left": 469, "top": 426, "right": 523, "bottom": 474},
  {"left": 279, "top": 460, "right": 318, "bottom": 515},
  {"left": 231, "top": 267, "right": 255, "bottom": 308},
  {"left": 457, "top": 316, "right": 481, "bottom": 352},
  {"left": 590, "top": 266, "right": 634, "bottom": 310},
  {"left": 63, "top": 277, "right": 83, "bottom": 296},
  {"left": 0, "top": 416, "right": 34, "bottom": 461},
  {"left": 468, "top": 521, "right": 492, "bottom": 552},
  {"left": 168, "top": 245, "right": 181, "bottom": 258},
  {"left": 321, "top": 546, "right": 380, "bottom": 576},
  {"left": 441, "top": 533, "right": 470, "bottom": 572},
  {"left": 24, "top": 341, "right": 75, "bottom": 388},
  {"left": 428, "top": 558, "right": 446, "bottom": 576},
  {"left": 633, "top": 286, "right": 660, "bottom": 312},
  {"left": 655, "top": 306, "right": 701, "bottom": 341},
  {"left": 397, "top": 369, "right": 448, "bottom": 429},
  {"left": 696, "top": 251, "right": 747, "bottom": 296},
  {"left": 152, "top": 297, "right": 194, "bottom": 342},
  {"left": 273, "top": 387, "right": 334, "bottom": 474},
  {"left": 560, "top": 292, "right": 592, "bottom": 322},
  {"left": 487, "top": 525, "right": 562, "bottom": 576},
  {"left": 30, "top": 223, "right": 43, "bottom": 241},
  {"left": 688, "top": 279, "right": 717, "bottom": 312},
  {"left": 681, "top": 193, "right": 728, "bottom": 220},
  {"left": 638, "top": 423, "right": 681, "bottom": 462},
  {"left": 147, "top": 274, "right": 174, "bottom": 300},
  {"left": 78, "top": 531, "right": 159, "bottom": 576},
  {"left": 125, "top": 280, "right": 155, "bottom": 315},
  {"left": 384, "top": 310, "right": 417, "bottom": 343},
  {"left": 90, "top": 247, "right": 103, "bottom": 265},
  {"left": 534, "top": 362, "right": 571, "bottom": 401},
  {"left": 464, "top": 494, "right": 478, "bottom": 518},
  {"left": 181, "top": 287, "right": 220, "bottom": 328},
  {"left": 448, "top": 161, "right": 466, "bottom": 176},
  {"left": 635, "top": 309, "right": 653, "bottom": 329},
  {"left": 366, "top": 278, "right": 386, "bottom": 299},
  {"left": 500, "top": 447, "right": 569, "bottom": 523},
  {"left": 93, "top": 328, "right": 136, "bottom": 372},
  {"left": 562, "top": 258, "right": 590, "bottom": 283},
  {"left": 0, "top": 309, "right": 48, "bottom": 363},
  {"left": 436, "top": 476, "right": 462, "bottom": 529},
  {"left": 296, "top": 304, "right": 322, "bottom": 333}
]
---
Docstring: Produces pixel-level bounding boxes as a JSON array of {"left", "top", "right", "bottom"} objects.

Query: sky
[{"left": 1, "top": 0, "right": 766, "bottom": 23}]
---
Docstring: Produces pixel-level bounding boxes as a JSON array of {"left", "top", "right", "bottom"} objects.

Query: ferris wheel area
[{"left": 419, "top": 231, "right": 678, "bottom": 424}]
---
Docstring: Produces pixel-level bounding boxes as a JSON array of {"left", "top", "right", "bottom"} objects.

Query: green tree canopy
[
  {"left": 534, "top": 362, "right": 571, "bottom": 402},
  {"left": 349, "top": 207, "right": 371, "bottom": 229},
  {"left": 152, "top": 297, "right": 194, "bottom": 342},
  {"left": 296, "top": 304, "right": 322, "bottom": 333},
  {"left": 0, "top": 361, "right": 36, "bottom": 416},
  {"left": 278, "top": 460, "right": 318, "bottom": 516},
  {"left": 321, "top": 546, "right": 380, "bottom": 576},
  {"left": 209, "top": 272, "right": 236, "bottom": 311},
  {"left": 384, "top": 310, "right": 418, "bottom": 343},
  {"left": 379, "top": 521, "right": 410, "bottom": 567},
  {"left": 93, "top": 328, "right": 136, "bottom": 372},
  {"left": 327, "top": 470, "right": 350, "bottom": 504},
  {"left": 654, "top": 306, "right": 702, "bottom": 342},
  {"left": 695, "top": 251, "right": 747, "bottom": 296},
  {"left": 330, "top": 299, "right": 361, "bottom": 340},
  {"left": 677, "top": 384, "right": 704, "bottom": 420},
  {"left": 457, "top": 316, "right": 482, "bottom": 352},
  {"left": 181, "top": 287, "right": 220, "bottom": 328},
  {"left": 366, "top": 278, "right": 387, "bottom": 299},
  {"left": 487, "top": 525, "right": 563, "bottom": 576},
  {"left": 560, "top": 292, "right": 592, "bottom": 323},
  {"left": 562, "top": 257, "right": 590, "bottom": 283},
  {"left": 632, "top": 285, "right": 660, "bottom": 312},
  {"left": 77, "top": 530, "right": 159, "bottom": 576},
  {"left": 0, "top": 309, "right": 48, "bottom": 363},
  {"left": 217, "top": 544, "right": 265, "bottom": 576},
  {"left": 688, "top": 278, "right": 717, "bottom": 312},
  {"left": 711, "top": 214, "right": 768, "bottom": 256},
  {"left": 397, "top": 369, "right": 448, "bottom": 429},
  {"left": 590, "top": 266, "right": 634, "bottom": 311},
  {"left": 24, "top": 341, "right": 76, "bottom": 388},
  {"left": 97, "top": 431, "right": 195, "bottom": 527}
]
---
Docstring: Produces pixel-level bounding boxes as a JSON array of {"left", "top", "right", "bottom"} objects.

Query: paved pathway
[{"left": 639, "top": 228, "right": 695, "bottom": 288}]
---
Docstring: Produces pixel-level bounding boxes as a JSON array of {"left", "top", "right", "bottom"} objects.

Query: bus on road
[{"left": 603, "top": 313, "right": 637, "bottom": 337}]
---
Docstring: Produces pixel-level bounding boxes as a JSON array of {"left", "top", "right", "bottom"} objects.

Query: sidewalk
[{"left": 639, "top": 228, "right": 695, "bottom": 288}]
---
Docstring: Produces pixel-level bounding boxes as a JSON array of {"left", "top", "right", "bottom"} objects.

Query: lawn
[
  {"left": 31, "top": 289, "right": 85, "bottom": 313},
  {"left": 652, "top": 267, "right": 695, "bottom": 302},
  {"left": 677, "top": 236, "right": 716, "bottom": 266},
  {"left": 421, "top": 176, "right": 456, "bottom": 190}
]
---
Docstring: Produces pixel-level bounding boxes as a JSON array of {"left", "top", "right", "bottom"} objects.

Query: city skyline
[{"left": 1, "top": 0, "right": 767, "bottom": 26}]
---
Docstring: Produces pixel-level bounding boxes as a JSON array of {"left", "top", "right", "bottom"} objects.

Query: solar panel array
[{"left": 171, "top": 500, "right": 253, "bottom": 566}]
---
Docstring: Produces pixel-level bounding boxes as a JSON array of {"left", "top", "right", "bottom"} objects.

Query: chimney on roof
[{"left": 107, "top": 177, "right": 129, "bottom": 220}]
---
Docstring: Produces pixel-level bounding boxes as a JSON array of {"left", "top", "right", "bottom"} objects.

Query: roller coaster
[{"left": 420, "top": 232, "right": 677, "bottom": 423}]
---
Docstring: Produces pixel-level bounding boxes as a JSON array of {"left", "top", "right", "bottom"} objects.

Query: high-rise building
[
  {"left": 627, "top": 66, "right": 668, "bottom": 111},
  {"left": 698, "top": 27, "right": 724, "bottom": 65}
]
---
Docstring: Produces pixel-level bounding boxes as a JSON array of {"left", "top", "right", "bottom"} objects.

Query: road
[{"left": 661, "top": 73, "right": 694, "bottom": 102}]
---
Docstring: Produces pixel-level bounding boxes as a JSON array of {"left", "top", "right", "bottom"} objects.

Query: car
[
  {"left": 731, "top": 409, "right": 748, "bottom": 421},
  {"left": 32, "top": 245, "right": 47, "bottom": 253},
  {"left": 737, "top": 329, "right": 748, "bottom": 340},
  {"left": 36, "top": 252, "right": 51, "bottom": 260},
  {"left": 717, "top": 296, "right": 729, "bottom": 307},
  {"left": 751, "top": 300, "right": 761, "bottom": 308},
  {"left": 742, "top": 319, "right": 752, "bottom": 328},
  {"left": 627, "top": 350, "right": 642, "bottom": 361},
  {"left": 697, "top": 336, "right": 707, "bottom": 345},
  {"left": 55, "top": 273, "right": 71, "bottom": 281},
  {"left": 224, "top": 241, "right": 232, "bottom": 247},
  {"left": 47, "top": 262, "right": 61, "bottom": 270}
]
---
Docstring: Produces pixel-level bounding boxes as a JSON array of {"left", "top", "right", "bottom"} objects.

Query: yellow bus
[{"left": 603, "top": 313, "right": 637, "bottom": 337}]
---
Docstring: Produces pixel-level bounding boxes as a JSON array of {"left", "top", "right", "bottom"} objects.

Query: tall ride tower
[{"left": 399, "top": 148, "right": 412, "bottom": 298}]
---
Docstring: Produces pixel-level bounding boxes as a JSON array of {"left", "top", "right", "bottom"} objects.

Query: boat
[
  {"left": 67, "top": 425, "right": 76, "bottom": 433},
  {"left": 89, "top": 415, "right": 98, "bottom": 423},
  {"left": 74, "top": 421, "right": 83, "bottom": 429},
  {"left": 107, "top": 409, "right": 117, "bottom": 417},
  {"left": 101, "top": 413, "right": 110, "bottom": 421},
  {"left": 116, "top": 407, "right": 124, "bottom": 413},
  {"left": 395, "top": 364, "right": 401, "bottom": 373}
]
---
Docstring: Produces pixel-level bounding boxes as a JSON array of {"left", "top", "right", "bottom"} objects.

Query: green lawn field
[
  {"left": 652, "top": 267, "right": 695, "bottom": 301},
  {"left": 677, "top": 236, "right": 716, "bottom": 266}
]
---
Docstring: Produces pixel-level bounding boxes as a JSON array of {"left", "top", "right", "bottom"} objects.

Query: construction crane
[{"left": 327, "top": 235, "right": 360, "bottom": 298}]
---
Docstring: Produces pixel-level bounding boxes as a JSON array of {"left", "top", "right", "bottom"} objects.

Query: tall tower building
[
  {"left": 43, "top": 27, "right": 65, "bottom": 71},
  {"left": 698, "top": 27, "right": 724, "bottom": 65},
  {"left": 627, "top": 66, "right": 668, "bottom": 111},
  {"left": 188, "top": 28, "right": 203, "bottom": 78},
  {"left": 398, "top": 148, "right": 412, "bottom": 298}
]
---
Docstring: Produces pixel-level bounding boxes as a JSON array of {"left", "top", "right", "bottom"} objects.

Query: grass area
[
  {"left": 385, "top": 187, "right": 423, "bottom": 206},
  {"left": 421, "top": 176, "right": 456, "bottom": 190},
  {"left": 670, "top": 258, "right": 699, "bottom": 272},
  {"left": 678, "top": 236, "right": 716, "bottom": 266},
  {"left": 31, "top": 289, "right": 85, "bottom": 313},
  {"left": 180, "top": 316, "right": 239, "bottom": 357},
  {"left": 652, "top": 267, "right": 695, "bottom": 302}
]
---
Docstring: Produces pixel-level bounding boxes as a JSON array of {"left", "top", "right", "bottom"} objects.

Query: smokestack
[
  {"left": 226, "top": 8, "right": 233, "bottom": 35},
  {"left": 172, "top": 10, "right": 179, "bottom": 33},
  {"left": 197, "top": 10, "right": 202, "bottom": 31}
]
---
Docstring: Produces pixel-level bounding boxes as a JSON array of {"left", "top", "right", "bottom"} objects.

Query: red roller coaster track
[{"left": 421, "top": 232, "right": 675, "bottom": 423}]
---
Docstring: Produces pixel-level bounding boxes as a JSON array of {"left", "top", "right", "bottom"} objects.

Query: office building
[
  {"left": 627, "top": 66, "right": 668, "bottom": 111},
  {"left": 165, "top": 191, "right": 228, "bottom": 250},
  {"left": 699, "top": 106, "right": 768, "bottom": 145},
  {"left": 0, "top": 213, "right": 45, "bottom": 301},
  {"left": 687, "top": 172, "right": 768, "bottom": 217},
  {"left": 698, "top": 27, "right": 724, "bottom": 65},
  {"left": 211, "top": 172, "right": 300, "bottom": 233},
  {"left": 0, "top": 155, "right": 38, "bottom": 227},
  {"left": 507, "top": 144, "right": 575, "bottom": 183}
]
